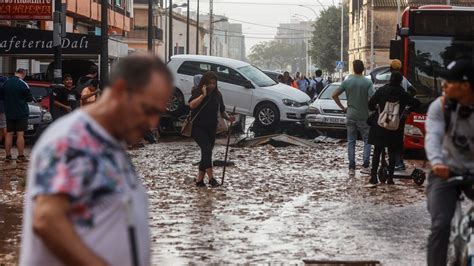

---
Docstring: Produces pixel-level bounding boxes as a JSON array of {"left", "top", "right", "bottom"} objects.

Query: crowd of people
[
  {"left": 277, "top": 69, "right": 332, "bottom": 99},
  {"left": 0, "top": 66, "right": 101, "bottom": 162}
]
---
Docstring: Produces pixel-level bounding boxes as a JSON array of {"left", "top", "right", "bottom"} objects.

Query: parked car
[
  {"left": 167, "top": 55, "right": 311, "bottom": 128},
  {"left": 305, "top": 83, "right": 347, "bottom": 132},
  {"left": 26, "top": 102, "right": 52, "bottom": 141},
  {"left": 27, "top": 80, "right": 52, "bottom": 111}
]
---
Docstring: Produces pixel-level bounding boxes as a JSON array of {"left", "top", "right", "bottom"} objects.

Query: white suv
[{"left": 167, "top": 55, "right": 310, "bottom": 128}]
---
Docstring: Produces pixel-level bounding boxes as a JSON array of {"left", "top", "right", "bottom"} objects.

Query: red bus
[{"left": 390, "top": 5, "right": 474, "bottom": 150}]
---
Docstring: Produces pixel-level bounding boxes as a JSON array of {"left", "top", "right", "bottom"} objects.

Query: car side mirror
[{"left": 243, "top": 80, "right": 254, "bottom": 89}]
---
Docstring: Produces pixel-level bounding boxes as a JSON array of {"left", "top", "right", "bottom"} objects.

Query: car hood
[
  {"left": 310, "top": 98, "right": 347, "bottom": 110},
  {"left": 262, "top": 83, "right": 311, "bottom": 103}
]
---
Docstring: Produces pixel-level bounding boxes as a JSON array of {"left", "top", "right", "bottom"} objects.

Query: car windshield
[
  {"left": 319, "top": 85, "right": 346, "bottom": 100},
  {"left": 29, "top": 86, "right": 49, "bottom": 99},
  {"left": 237, "top": 65, "right": 277, "bottom": 87}
]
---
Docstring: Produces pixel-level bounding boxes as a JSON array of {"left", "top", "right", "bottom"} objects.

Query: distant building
[{"left": 348, "top": 0, "right": 474, "bottom": 72}]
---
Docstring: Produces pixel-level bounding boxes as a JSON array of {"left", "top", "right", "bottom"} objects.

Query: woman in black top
[
  {"left": 367, "top": 71, "right": 420, "bottom": 185},
  {"left": 189, "top": 72, "right": 234, "bottom": 187}
]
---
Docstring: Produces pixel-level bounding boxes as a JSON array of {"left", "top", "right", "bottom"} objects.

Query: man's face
[
  {"left": 64, "top": 77, "right": 73, "bottom": 88},
  {"left": 443, "top": 80, "right": 471, "bottom": 100},
  {"left": 118, "top": 72, "right": 172, "bottom": 144}
]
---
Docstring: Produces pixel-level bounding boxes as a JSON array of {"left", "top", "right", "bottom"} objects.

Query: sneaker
[
  {"left": 196, "top": 180, "right": 206, "bottom": 187},
  {"left": 395, "top": 164, "right": 406, "bottom": 171},
  {"left": 349, "top": 168, "right": 356, "bottom": 176},
  {"left": 17, "top": 155, "right": 29, "bottom": 163},
  {"left": 208, "top": 178, "right": 221, "bottom": 187},
  {"left": 369, "top": 176, "right": 379, "bottom": 185},
  {"left": 4, "top": 155, "right": 13, "bottom": 163},
  {"left": 360, "top": 166, "right": 371, "bottom": 175}
]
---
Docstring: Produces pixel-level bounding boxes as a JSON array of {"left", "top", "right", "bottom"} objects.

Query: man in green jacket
[{"left": 0, "top": 68, "right": 33, "bottom": 162}]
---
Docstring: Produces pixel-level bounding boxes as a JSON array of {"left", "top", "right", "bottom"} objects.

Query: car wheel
[
  {"left": 255, "top": 103, "right": 280, "bottom": 128},
  {"left": 166, "top": 89, "right": 185, "bottom": 116}
]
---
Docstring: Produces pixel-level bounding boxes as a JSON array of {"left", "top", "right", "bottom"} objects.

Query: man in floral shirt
[{"left": 20, "top": 53, "right": 173, "bottom": 266}]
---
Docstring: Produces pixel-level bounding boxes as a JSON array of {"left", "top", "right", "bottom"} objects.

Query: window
[
  {"left": 213, "top": 65, "right": 246, "bottom": 86},
  {"left": 237, "top": 65, "right": 277, "bottom": 87},
  {"left": 177, "top": 61, "right": 212, "bottom": 76}
]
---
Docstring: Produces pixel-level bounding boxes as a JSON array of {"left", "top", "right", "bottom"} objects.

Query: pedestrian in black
[
  {"left": 367, "top": 71, "right": 420, "bottom": 185},
  {"left": 189, "top": 72, "right": 234, "bottom": 187},
  {"left": 52, "top": 74, "right": 80, "bottom": 120},
  {"left": 76, "top": 65, "right": 98, "bottom": 94},
  {"left": 0, "top": 68, "right": 32, "bottom": 162}
]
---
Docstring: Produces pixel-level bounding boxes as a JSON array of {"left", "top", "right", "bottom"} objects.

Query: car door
[
  {"left": 176, "top": 61, "right": 212, "bottom": 102},
  {"left": 212, "top": 64, "right": 253, "bottom": 115}
]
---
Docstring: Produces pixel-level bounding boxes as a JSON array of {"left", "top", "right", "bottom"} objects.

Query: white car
[
  {"left": 167, "top": 55, "right": 311, "bottom": 128},
  {"left": 305, "top": 83, "right": 347, "bottom": 132}
]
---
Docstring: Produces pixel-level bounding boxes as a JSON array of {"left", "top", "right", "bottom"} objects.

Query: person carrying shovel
[{"left": 189, "top": 72, "right": 235, "bottom": 187}]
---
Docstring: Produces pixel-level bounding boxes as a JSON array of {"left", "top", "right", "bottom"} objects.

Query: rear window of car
[
  {"left": 319, "top": 85, "right": 346, "bottom": 100},
  {"left": 177, "top": 61, "right": 211, "bottom": 76}
]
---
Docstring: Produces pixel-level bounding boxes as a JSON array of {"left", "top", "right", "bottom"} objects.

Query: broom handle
[{"left": 222, "top": 106, "right": 236, "bottom": 185}]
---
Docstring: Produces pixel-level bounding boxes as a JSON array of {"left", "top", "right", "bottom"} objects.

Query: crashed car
[
  {"left": 304, "top": 83, "right": 347, "bottom": 133},
  {"left": 26, "top": 103, "right": 52, "bottom": 141}
]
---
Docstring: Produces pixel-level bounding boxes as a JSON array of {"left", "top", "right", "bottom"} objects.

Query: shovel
[{"left": 222, "top": 106, "right": 236, "bottom": 185}]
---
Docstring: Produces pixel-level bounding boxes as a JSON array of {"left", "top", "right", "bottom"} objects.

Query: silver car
[
  {"left": 305, "top": 83, "right": 347, "bottom": 132},
  {"left": 26, "top": 103, "right": 52, "bottom": 141}
]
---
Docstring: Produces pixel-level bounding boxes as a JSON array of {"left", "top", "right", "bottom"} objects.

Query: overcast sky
[{"left": 179, "top": 0, "right": 338, "bottom": 55}]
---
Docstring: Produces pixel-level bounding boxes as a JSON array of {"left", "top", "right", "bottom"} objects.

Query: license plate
[
  {"left": 27, "top": 124, "right": 34, "bottom": 130},
  {"left": 325, "top": 117, "right": 344, "bottom": 124}
]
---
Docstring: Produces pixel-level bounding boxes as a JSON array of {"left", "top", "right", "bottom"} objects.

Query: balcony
[{"left": 66, "top": 0, "right": 131, "bottom": 31}]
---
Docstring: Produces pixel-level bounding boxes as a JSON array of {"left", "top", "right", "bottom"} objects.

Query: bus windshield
[{"left": 407, "top": 36, "right": 474, "bottom": 102}]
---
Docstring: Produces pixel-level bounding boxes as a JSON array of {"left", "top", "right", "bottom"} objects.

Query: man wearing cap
[
  {"left": 425, "top": 59, "right": 474, "bottom": 266},
  {"left": 0, "top": 68, "right": 32, "bottom": 162}
]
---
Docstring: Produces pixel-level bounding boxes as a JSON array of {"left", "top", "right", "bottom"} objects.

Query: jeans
[
  {"left": 427, "top": 174, "right": 474, "bottom": 266},
  {"left": 370, "top": 145, "right": 396, "bottom": 178},
  {"left": 346, "top": 119, "right": 371, "bottom": 169},
  {"left": 192, "top": 125, "right": 217, "bottom": 171}
]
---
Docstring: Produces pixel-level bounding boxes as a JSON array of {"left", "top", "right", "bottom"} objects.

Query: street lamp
[
  {"left": 298, "top": 4, "right": 318, "bottom": 19},
  {"left": 293, "top": 14, "right": 311, "bottom": 21},
  {"left": 209, "top": 17, "right": 228, "bottom": 56}
]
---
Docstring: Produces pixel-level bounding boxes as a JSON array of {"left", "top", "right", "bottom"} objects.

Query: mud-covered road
[{"left": 1, "top": 138, "right": 430, "bottom": 265}]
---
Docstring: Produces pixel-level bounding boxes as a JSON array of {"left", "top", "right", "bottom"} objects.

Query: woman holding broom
[{"left": 189, "top": 72, "right": 235, "bottom": 187}]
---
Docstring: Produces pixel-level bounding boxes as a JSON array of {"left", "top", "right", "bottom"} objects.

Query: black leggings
[
  {"left": 371, "top": 145, "right": 396, "bottom": 177},
  {"left": 192, "top": 125, "right": 217, "bottom": 172}
]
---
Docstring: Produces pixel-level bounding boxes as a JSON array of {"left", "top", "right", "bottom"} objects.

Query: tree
[
  {"left": 248, "top": 41, "right": 303, "bottom": 71},
  {"left": 309, "top": 5, "right": 349, "bottom": 73}
]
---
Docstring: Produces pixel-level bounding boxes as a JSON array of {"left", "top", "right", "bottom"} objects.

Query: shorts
[
  {"left": 0, "top": 113, "right": 6, "bottom": 129},
  {"left": 6, "top": 118, "right": 28, "bottom": 133}
]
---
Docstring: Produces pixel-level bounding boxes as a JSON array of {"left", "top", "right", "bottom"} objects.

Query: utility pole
[
  {"left": 53, "top": 0, "right": 62, "bottom": 86},
  {"left": 168, "top": 0, "right": 173, "bottom": 61},
  {"left": 370, "top": 0, "right": 374, "bottom": 71},
  {"left": 148, "top": 0, "right": 153, "bottom": 51},
  {"left": 340, "top": 0, "right": 343, "bottom": 80},
  {"left": 186, "top": 0, "right": 190, "bottom": 54},
  {"left": 196, "top": 0, "right": 200, "bottom": 54},
  {"left": 101, "top": 0, "right": 109, "bottom": 86},
  {"left": 209, "top": 0, "right": 214, "bottom": 56}
]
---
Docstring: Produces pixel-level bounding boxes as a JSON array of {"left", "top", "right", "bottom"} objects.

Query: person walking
[
  {"left": 311, "top": 69, "right": 328, "bottom": 97},
  {"left": 367, "top": 71, "right": 420, "bottom": 185},
  {"left": 332, "top": 60, "right": 375, "bottom": 176},
  {"left": 189, "top": 72, "right": 234, "bottom": 187},
  {"left": 425, "top": 59, "right": 474, "bottom": 266},
  {"left": 20, "top": 53, "right": 173, "bottom": 266},
  {"left": 81, "top": 79, "right": 99, "bottom": 106},
  {"left": 282, "top": 71, "right": 297, "bottom": 88},
  {"left": 52, "top": 74, "right": 80, "bottom": 120},
  {"left": 296, "top": 74, "right": 309, "bottom": 93},
  {"left": 0, "top": 68, "right": 32, "bottom": 162}
]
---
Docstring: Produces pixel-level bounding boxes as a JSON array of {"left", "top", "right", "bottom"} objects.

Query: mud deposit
[{"left": 0, "top": 139, "right": 429, "bottom": 265}]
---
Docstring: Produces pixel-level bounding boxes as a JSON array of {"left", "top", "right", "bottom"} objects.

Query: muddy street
[{"left": 0, "top": 138, "right": 430, "bottom": 265}]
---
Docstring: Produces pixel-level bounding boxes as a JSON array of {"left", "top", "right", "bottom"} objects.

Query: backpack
[
  {"left": 377, "top": 100, "right": 401, "bottom": 130},
  {"left": 314, "top": 79, "right": 325, "bottom": 95}
]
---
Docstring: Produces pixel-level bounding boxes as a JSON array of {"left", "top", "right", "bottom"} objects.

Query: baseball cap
[
  {"left": 437, "top": 59, "right": 474, "bottom": 83},
  {"left": 390, "top": 59, "right": 402, "bottom": 70}
]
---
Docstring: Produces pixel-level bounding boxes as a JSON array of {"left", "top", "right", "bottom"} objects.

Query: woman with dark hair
[
  {"left": 367, "top": 71, "right": 420, "bottom": 185},
  {"left": 189, "top": 71, "right": 234, "bottom": 187}
]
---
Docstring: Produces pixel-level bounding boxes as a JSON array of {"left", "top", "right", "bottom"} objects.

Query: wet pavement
[{"left": 0, "top": 139, "right": 430, "bottom": 265}]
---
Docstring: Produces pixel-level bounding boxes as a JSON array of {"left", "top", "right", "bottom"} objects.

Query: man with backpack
[
  {"left": 310, "top": 69, "right": 327, "bottom": 99},
  {"left": 425, "top": 59, "right": 474, "bottom": 266}
]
